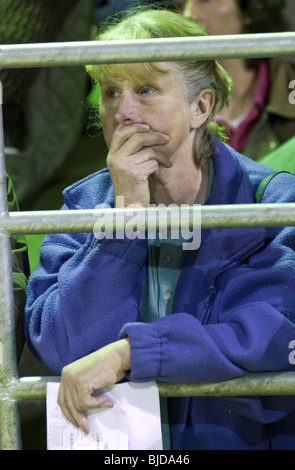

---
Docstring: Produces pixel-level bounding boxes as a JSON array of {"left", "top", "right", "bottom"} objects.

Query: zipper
[
  {"left": 174, "top": 239, "right": 265, "bottom": 449},
  {"left": 203, "top": 240, "right": 265, "bottom": 326},
  {"left": 174, "top": 243, "right": 265, "bottom": 448},
  {"left": 203, "top": 285, "right": 217, "bottom": 325}
]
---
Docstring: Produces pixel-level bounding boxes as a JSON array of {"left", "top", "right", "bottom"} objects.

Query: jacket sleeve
[{"left": 24, "top": 226, "right": 148, "bottom": 374}]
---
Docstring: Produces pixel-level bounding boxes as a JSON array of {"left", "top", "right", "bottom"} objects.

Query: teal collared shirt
[{"left": 141, "top": 159, "right": 214, "bottom": 449}]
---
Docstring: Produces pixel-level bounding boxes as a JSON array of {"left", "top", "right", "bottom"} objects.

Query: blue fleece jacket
[{"left": 25, "top": 139, "right": 295, "bottom": 449}]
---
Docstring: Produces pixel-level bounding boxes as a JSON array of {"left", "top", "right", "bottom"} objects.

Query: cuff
[{"left": 120, "top": 322, "right": 162, "bottom": 382}]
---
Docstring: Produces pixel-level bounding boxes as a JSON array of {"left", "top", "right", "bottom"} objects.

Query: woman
[
  {"left": 25, "top": 8, "right": 295, "bottom": 450},
  {"left": 177, "top": 0, "right": 295, "bottom": 161}
]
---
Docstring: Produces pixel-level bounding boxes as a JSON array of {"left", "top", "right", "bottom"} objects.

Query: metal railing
[
  {"left": 0, "top": 32, "right": 295, "bottom": 68},
  {"left": 1, "top": 33, "right": 295, "bottom": 450}
]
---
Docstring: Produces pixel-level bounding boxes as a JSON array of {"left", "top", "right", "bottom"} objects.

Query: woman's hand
[
  {"left": 107, "top": 124, "right": 171, "bottom": 207},
  {"left": 57, "top": 338, "right": 131, "bottom": 434}
]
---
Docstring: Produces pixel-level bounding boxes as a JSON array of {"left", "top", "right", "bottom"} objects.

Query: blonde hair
[{"left": 87, "top": 8, "right": 232, "bottom": 167}]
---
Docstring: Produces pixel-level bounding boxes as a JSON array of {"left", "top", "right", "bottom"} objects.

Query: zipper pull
[
  {"left": 203, "top": 285, "right": 217, "bottom": 324},
  {"left": 204, "top": 286, "right": 216, "bottom": 305}
]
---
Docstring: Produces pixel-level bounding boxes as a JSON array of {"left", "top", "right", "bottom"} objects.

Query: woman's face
[
  {"left": 177, "top": 0, "right": 245, "bottom": 36},
  {"left": 99, "top": 64, "right": 211, "bottom": 164}
]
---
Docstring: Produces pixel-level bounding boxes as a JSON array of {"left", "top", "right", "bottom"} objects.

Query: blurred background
[{"left": 0, "top": 0, "right": 294, "bottom": 449}]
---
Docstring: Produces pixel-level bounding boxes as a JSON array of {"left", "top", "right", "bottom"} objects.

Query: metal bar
[
  {"left": 0, "top": 81, "right": 21, "bottom": 450},
  {"left": 0, "top": 33, "right": 295, "bottom": 69},
  {"left": 0, "top": 234, "right": 21, "bottom": 450},
  {"left": 7, "top": 377, "right": 60, "bottom": 401},
  {"left": 1, "top": 203, "right": 295, "bottom": 235},
  {"left": 2, "top": 372, "right": 295, "bottom": 401},
  {"left": 158, "top": 372, "right": 295, "bottom": 397}
]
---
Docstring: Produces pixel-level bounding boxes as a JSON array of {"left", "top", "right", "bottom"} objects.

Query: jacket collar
[{"left": 199, "top": 140, "right": 266, "bottom": 265}]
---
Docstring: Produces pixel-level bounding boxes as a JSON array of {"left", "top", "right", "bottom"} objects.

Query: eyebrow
[{"left": 98, "top": 62, "right": 170, "bottom": 85}]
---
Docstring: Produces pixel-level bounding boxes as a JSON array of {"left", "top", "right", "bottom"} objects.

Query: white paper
[{"left": 46, "top": 381, "right": 163, "bottom": 450}]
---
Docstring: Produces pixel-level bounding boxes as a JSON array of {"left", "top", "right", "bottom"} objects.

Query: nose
[{"left": 115, "top": 93, "right": 140, "bottom": 126}]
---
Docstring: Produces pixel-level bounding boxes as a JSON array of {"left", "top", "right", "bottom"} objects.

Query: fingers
[
  {"left": 57, "top": 382, "right": 114, "bottom": 435},
  {"left": 108, "top": 123, "right": 171, "bottom": 167},
  {"left": 56, "top": 341, "right": 130, "bottom": 435},
  {"left": 126, "top": 129, "right": 170, "bottom": 156},
  {"left": 110, "top": 123, "right": 150, "bottom": 154},
  {"left": 57, "top": 382, "right": 87, "bottom": 432}
]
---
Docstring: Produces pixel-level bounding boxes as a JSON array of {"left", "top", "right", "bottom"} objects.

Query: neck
[
  {"left": 218, "top": 58, "right": 257, "bottom": 122},
  {"left": 149, "top": 157, "right": 208, "bottom": 206}
]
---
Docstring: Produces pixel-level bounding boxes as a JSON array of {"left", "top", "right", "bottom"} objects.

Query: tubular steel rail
[
  {"left": 0, "top": 33, "right": 295, "bottom": 67},
  {"left": 1, "top": 33, "right": 295, "bottom": 450}
]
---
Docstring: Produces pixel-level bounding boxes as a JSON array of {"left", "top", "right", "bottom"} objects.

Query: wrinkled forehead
[{"left": 87, "top": 61, "right": 171, "bottom": 85}]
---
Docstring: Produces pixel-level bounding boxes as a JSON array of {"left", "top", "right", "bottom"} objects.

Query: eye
[
  {"left": 100, "top": 85, "right": 121, "bottom": 100},
  {"left": 106, "top": 88, "right": 120, "bottom": 98},
  {"left": 139, "top": 86, "right": 155, "bottom": 96}
]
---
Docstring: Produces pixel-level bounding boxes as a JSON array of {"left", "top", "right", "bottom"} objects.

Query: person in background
[
  {"left": 24, "top": 7, "right": 295, "bottom": 450},
  {"left": 1, "top": 0, "right": 92, "bottom": 210},
  {"left": 175, "top": 0, "right": 295, "bottom": 161}
]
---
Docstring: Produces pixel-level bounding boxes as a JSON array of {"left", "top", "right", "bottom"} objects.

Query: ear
[{"left": 190, "top": 88, "right": 215, "bottom": 129}]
